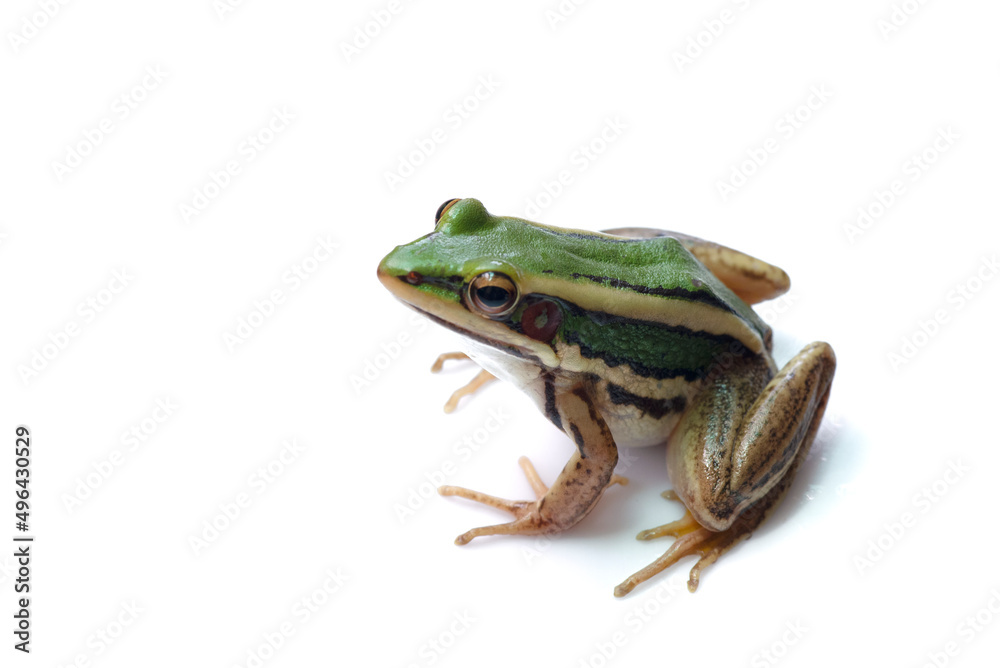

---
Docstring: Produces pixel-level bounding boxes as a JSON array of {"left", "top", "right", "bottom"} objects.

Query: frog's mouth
[
  {"left": 376, "top": 259, "right": 462, "bottom": 308},
  {"left": 376, "top": 261, "right": 559, "bottom": 368}
]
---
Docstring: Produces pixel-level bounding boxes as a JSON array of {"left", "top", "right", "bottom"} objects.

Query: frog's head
[
  {"left": 378, "top": 198, "right": 771, "bottom": 372},
  {"left": 377, "top": 198, "right": 564, "bottom": 366}
]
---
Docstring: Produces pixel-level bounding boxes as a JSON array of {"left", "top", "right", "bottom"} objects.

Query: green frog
[{"left": 377, "top": 198, "right": 835, "bottom": 597}]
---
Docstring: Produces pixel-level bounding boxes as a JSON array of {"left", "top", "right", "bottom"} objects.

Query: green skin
[{"left": 377, "top": 198, "right": 836, "bottom": 597}]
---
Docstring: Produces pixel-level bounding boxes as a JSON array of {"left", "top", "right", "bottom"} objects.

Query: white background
[{"left": 2, "top": 0, "right": 999, "bottom": 666}]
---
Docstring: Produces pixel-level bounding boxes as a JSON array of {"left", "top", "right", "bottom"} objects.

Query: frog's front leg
[
  {"left": 616, "top": 341, "right": 836, "bottom": 596},
  {"left": 439, "top": 385, "right": 624, "bottom": 543},
  {"left": 430, "top": 352, "right": 497, "bottom": 413}
]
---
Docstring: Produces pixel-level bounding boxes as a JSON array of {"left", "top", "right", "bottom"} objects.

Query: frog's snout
[
  {"left": 377, "top": 249, "right": 420, "bottom": 301},
  {"left": 376, "top": 254, "right": 395, "bottom": 290}
]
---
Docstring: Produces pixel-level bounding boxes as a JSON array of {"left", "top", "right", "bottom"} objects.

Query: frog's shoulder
[{"left": 602, "top": 227, "right": 790, "bottom": 306}]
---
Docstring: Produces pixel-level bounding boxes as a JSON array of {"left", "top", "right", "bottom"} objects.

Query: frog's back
[
  {"left": 603, "top": 226, "right": 791, "bottom": 307},
  {"left": 489, "top": 217, "right": 773, "bottom": 358}
]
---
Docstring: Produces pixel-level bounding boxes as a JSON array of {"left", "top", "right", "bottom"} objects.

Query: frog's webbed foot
[
  {"left": 438, "top": 457, "right": 549, "bottom": 544},
  {"left": 430, "top": 352, "right": 497, "bottom": 413},
  {"left": 615, "top": 457, "right": 798, "bottom": 597},
  {"left": 440, "top": 386, "right": 626, "bottom": 551},
  {"left": 440, "top": 456, "right": 628, "bottom": 545},
  {"left": 616, "top": 492, "right": 741, "bottom": 597}
]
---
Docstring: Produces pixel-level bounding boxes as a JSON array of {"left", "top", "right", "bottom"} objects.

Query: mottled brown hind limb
[{"left": 615, "top": 342, "right": 836, "bottom": 597}]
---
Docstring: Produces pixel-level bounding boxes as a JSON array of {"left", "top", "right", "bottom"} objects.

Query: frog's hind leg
[
  {"left": 675, "top": 234, "right": 790, "bottom": 305},
  {"left": 615, "top": 342, "right": 835, "bottom": 597},
  {"left": 614, "top": 468, "right": 798, "bottom": 597},
  {"left": 430, "top": 352, "right": 497, "bottom": 413}
]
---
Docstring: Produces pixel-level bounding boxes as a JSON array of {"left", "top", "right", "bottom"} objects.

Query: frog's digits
[{"left": 377, "top": 198, "right": 835, "bottom": 597}]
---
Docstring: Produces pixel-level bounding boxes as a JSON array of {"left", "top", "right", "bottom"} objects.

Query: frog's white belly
[{"left": 597, "top": 403, "right": 682, "bottom": 448}]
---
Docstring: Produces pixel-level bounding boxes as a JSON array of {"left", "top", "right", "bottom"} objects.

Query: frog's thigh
[
  {"left": 684, "top": 241, "right": 790, "bottom": 305},
  {"left": 667, "top": 342, "right": 836, "bottom": 532}
]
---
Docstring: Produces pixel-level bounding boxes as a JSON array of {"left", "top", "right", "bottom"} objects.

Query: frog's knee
[{"left": 800, "top": 341, "right": 836, "bottom": 379}]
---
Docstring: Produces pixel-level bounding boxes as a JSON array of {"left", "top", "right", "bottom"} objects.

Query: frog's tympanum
[{"left": 377, "top": 198, "right": 835, "bottom": 597}]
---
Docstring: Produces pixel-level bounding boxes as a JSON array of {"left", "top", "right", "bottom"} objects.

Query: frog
[{"left": 377, "top": 198, "right": 836, "bottom": 597}]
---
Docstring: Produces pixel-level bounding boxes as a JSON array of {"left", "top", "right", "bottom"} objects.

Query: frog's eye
[
  {"left": 435, "top": 198, "right": 462, "bottom": 223},
  {"left": 468, "top": 272, "right": 519, "bottom": 318}
]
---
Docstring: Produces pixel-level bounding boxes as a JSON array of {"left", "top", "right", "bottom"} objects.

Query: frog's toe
[
  {"left": 442, "top": 368, "right": 496, "bottom": 413},
  {"left": 438, "top": 487, "right": 549, "bottom": 544},
  {"left": 430, "top": 351, "right": 470, "bottom": 373},
  {"left": 616, "top": 523, "right": 748, "bottom": 596},
  {"left": 609, "top": 474, "right": 629, "bottom": 488},
  {"left": 429, "top": 352, "right": 497, "bottom": 412},
  {"left": 615, "top": 527, "right": 717, "bottom": 596},
  {"left": 438, "top": 484, "right": 532, "bottom": 514},
  {"left": 635, "top": 509, "right": 701, "bottom": 540},
  {"left": 617, "top": 480, "right": 786, "bottom": 596},
  {"left": 439, "top": 457, "right": 553, "bottom": 543},
  {"left": 450, "top": 512, "right": 550, "bottom": 545}
]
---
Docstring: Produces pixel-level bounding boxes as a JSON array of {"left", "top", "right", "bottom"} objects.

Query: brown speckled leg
[
  {"left": 616, "top": 342, "right": 836, "bottom": 597},
  {"left": 439, "top": 385, "right": 627, "bottom": 544}
]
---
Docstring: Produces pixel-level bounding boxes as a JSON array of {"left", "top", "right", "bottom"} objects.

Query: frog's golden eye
[
  {"left": 468, "top": 272, "right": 519, "bottom": 318},
  {"left": 435, "top": 198, "right": 462, "bottom": 223}
]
